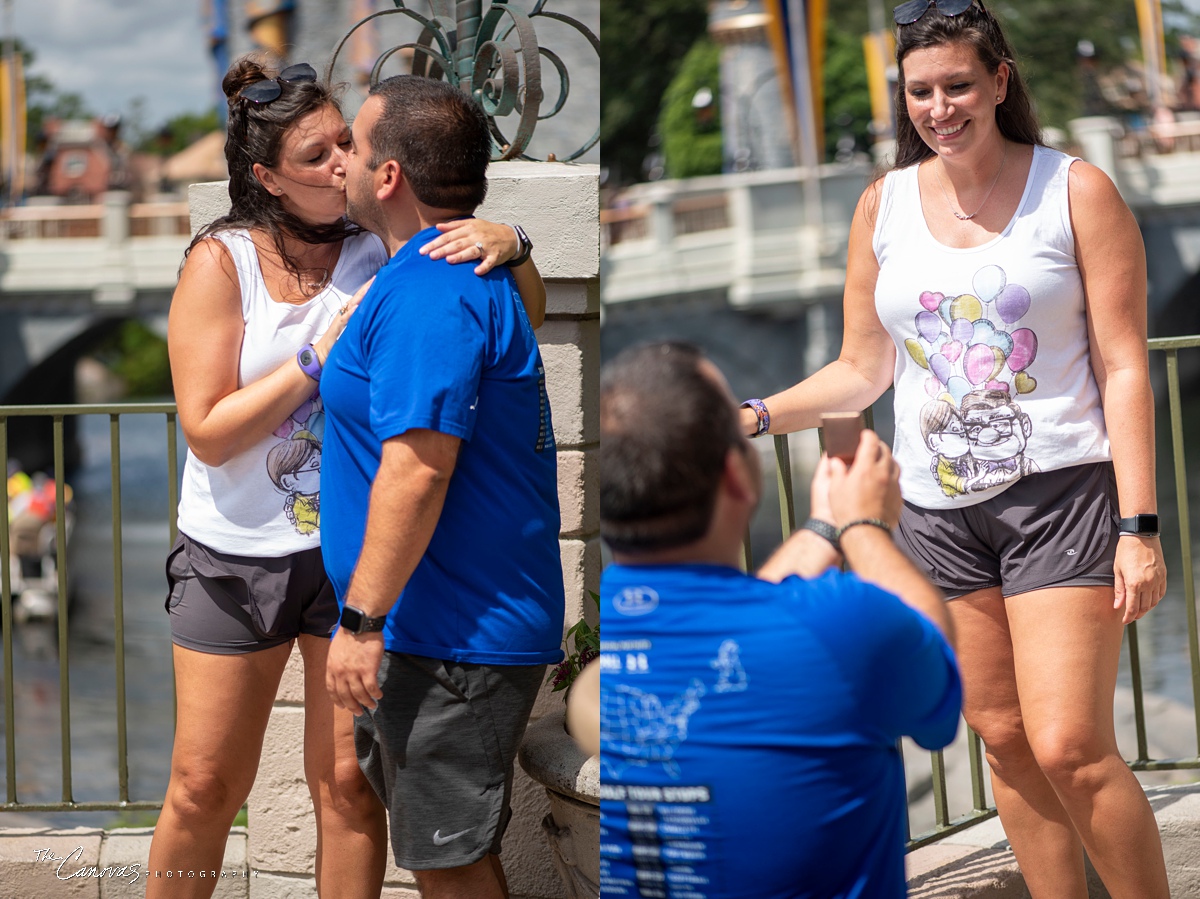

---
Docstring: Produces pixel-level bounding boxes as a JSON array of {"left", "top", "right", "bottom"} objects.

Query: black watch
[
  {"left": 505, "top": 224, "right": 533, "bottom": 267},
  {"left": 339, "top": 605, "right": 387, "bottom": 635},
  {"left": 1118, "top": 514, "right": 1160, "bottom": 537}
]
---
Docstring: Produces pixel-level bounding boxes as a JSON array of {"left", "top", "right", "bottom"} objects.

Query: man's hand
[
  {"left": 809, "top": 454, "right": 836, "bottom": 523},
  {"left": 827, "top": 430, "right": 902, "bottom": 529},
  {"left": 326, "top": 628, "right": 385, "bottom": 714}
]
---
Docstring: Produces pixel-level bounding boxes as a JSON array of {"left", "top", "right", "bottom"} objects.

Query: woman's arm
[
  {"left": 1070, "top": 159, "right": 1166, "bottom": 623},
  {"left": 738, "top": 184, "right": 897, "bottom": 436},
  {"left": 168, "top": 238, "right": 354, "bottom": 467},
  {"left": 509, "top": 258, "right": 547, "bottom": 329},
  {"left": 420, "top": 219, "right": 546, "bottom": 328}
]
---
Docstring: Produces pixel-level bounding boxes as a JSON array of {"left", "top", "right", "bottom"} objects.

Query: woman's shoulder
[
  {"left": 860, "top": 162, "right": 917, "bottom": 230},
  {"left": 1061, "top": 153, "right": 1122, "bottom": 209},
  {"left": 344, "top": 228, "right": 388, "bottom": 257}
]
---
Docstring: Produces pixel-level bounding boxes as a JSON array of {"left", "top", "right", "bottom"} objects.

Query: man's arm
[
  {"left": 757, "top": 455, "right": 843, "bottom": 581},
  {"left": 325, "top": 428, "right": 460, "bottom": 713}
]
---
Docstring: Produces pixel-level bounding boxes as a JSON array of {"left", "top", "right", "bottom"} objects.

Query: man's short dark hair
[
  {"left": 366, "top": 75, "right": 490, "bottom": 210},
  {"left": 600, "top": 342, "right": 741, "bottom": 553}
]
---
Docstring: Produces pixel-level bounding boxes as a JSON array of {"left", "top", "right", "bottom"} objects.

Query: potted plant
[{"left": 520, "top": 594, "right": 600, "bottom": 899}]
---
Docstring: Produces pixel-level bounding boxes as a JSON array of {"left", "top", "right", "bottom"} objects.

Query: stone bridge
[{"left": 0, "top": 191, "right": 184, "bottom": 405}]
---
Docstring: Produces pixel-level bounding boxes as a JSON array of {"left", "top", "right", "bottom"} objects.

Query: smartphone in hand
[{"left": 821, "top": 412, "right": 865, "bottom": 464}]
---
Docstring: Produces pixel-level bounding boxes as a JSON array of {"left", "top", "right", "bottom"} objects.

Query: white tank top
[
  {"left": 873, "top": 144, "right": 1110, "bottom": 510},
  {"left": 177, "top": 228, "right": 390, "bottom": 555}
]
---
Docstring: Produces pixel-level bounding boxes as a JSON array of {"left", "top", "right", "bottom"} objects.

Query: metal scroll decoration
[{"left": 326, "top": 0, "right": 598, "bottom": 162}]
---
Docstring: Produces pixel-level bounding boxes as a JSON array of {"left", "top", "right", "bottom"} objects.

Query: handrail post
[
  {"left": 111, "top": 415, "right": 130, "bottom": 803},
  {"left": 53, "top": 415, "right": 72, "bottom": 803},
  {"left": 1, "top": 416, "right": 15, "bottom": 805},
  {"left": 1165, "top": 349, "right": 1200, "bottom": 753}
]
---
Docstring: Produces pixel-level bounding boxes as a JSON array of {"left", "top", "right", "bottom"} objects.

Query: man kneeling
[{"left": 598, "top": 342, "right": 962, "bottom": 898}]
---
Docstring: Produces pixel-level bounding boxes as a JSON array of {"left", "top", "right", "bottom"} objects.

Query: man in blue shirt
[
  {"left": 321, "top": 76, "right": 564, "bottom": 899},
  {"left": 599, "top": 342, "right": 961, "bottom": 898}
]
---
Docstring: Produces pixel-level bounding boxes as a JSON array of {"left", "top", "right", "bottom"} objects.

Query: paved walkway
[{"left": 906, "top": 782, "right": 1200, "bottom": 897}]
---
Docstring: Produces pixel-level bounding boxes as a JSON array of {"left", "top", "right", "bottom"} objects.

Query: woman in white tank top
[
  {"left": 147, "top": 57, "right": 547, "bottom": 899},
  {"left": 738, "top": 2, "right": 1167, "bottom": 895}
]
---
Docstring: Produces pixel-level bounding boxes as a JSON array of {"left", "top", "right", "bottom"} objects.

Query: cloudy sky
[
  {"left": 15, "top": 0, "right": 215, "bottom": 129},
  {"left": 16, "top": 0, "right": 1200, "bottom": 136}
]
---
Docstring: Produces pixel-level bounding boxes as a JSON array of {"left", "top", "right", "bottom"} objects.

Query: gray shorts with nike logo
[{"left": 354, "top": 651, "right": 545, "bottom": 870}]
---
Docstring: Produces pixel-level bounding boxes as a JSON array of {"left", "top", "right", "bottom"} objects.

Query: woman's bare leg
[
  {"left": 299, "top": 634, "right": 388, "bottom": 898},
  {"left": 948, "top": 588, "right": 1088, "bottom": 898},
  {"left": 1007, "top": 585, "right": 1168, "bottom": 899},
  {"left": 146, "top": 642, "right": 292, "bottom": 899}
]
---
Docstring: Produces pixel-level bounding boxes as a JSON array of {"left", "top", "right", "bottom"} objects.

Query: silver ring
[{"left": 475, "top": 242, "right": 484, "bottom": 255}]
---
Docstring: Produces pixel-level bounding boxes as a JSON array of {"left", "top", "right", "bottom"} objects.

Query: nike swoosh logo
[{"left": 432, "top": 827, "right": 473, "bottom": 846}]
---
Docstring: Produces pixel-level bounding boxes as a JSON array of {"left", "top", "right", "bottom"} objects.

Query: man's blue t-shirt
[
  {"left": 320, "top": 225, "right": 565, "bottom": 665},
  {"left": 599, "top": 563, "right": 961, "bottom": 898}
]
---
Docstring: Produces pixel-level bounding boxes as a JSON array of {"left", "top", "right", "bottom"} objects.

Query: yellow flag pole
[{"left": 1135, "top": 0, "right": 1168, "bottom": 109}]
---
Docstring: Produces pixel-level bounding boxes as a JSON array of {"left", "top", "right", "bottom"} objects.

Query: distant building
[{"left": 37, "top": 115, "right": 132, "bottom": 203}]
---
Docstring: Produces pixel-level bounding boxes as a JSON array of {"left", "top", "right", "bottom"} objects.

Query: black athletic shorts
[
  {"left": 165, "top": 532, "right": 338, "bottom": 653},
  {"left": 895, "top": 461, "right": 1118, "bottom": 600}
]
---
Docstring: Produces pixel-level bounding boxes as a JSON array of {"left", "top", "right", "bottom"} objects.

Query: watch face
[
  {"left": 340, "top": 606, "right": 365, "bottom": 633},
  {"left": 299, "top": 348, "right": 317, "bottom": 366}
]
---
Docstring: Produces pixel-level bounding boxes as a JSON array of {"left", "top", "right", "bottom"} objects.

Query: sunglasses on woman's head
[
  {"left": 893, "top": 0, "right": 974, "bottom": 25},
  {"left": 239, "top": 62, "right": 318, "bottom": 104}
]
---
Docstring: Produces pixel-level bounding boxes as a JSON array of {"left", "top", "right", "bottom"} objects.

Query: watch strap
[
  {"left": 339, "top": 605, "right": 387, "bottom": 634},
  {"left": 505, "top": 224, "right": 533, "bottom": 267},
  {"left": 802, "top": 517, "right": 841, "bottom": 553},
  {"left": 1118, "top": 514, "right": 1160, "bottom": 537}
]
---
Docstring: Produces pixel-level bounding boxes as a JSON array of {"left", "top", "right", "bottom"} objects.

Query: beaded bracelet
[
  {"left": 740, "top": 398, "right": 770, "bottom": 437},
  {"left": 836, "top": 518, "right": 892, "bottom": 540}
]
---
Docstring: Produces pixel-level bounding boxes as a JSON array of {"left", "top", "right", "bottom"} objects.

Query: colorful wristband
[
  {"left": 741, "top": 399, "right": 770, "bottom": 437},
  {"left": 836, "top": 518, "right": 892, "bottom": 540}
]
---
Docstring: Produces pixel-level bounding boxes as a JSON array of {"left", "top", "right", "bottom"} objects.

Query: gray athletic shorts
[
  {"left": 895, "top": 461, "right": 1118, "bottom": 600},
  {"left": 354, "top": 652, "right": 545, "bottom": 871},
  {"left": 164, "top": 532, "right": 338, "bottom": 654}
]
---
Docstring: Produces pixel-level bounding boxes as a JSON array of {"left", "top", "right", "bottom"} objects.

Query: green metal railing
[
  {"left": 1, "top": 403, "right": 178, "bottom": 813},
  {"left": 754, "top": 335, "right": 1200, "bottom": 851}
]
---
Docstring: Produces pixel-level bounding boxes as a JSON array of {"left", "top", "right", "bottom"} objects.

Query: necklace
[
  {"left": 298, "top": 242, "right": 339, "bottom": 295},
  {"left": 932, "top": 141, "right": 1009, "bottom": 221},
  {"left": 301, "top": 267, "right": 331, "bottom": 294}
]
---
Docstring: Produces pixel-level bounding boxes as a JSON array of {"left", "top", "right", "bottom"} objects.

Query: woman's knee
[
  {"left": 1028, "top": 727, "right": 1117, "bottom": 794},
  {"left": 166, "top": 763, "right": 250, "bottom": 822},
  {"left": 967, "top": 707, "right": 1035, "bottom": 769},
  {"left": 309, "top": 753, "right": 380, "bottom": 821}
]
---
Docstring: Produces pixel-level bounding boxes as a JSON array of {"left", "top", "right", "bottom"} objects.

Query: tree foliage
[
  {"left": 823, "top": 21, "right": 873, "bottom": 161},
  {"left": 603, "top": 0, "right": 1200, "bottom": 185},
  {"left": 93, "top": 321, "right": 172, "bottom": 399},
  {"left": 659, "top": 38, "right": 723, "bottom": 178},
  {"left": 602, "top": 0, "right": 711, "bottom": 184}
]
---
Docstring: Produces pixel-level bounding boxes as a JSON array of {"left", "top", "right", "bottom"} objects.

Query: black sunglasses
[
  {"left": 239, "top": 62, "right": 318, "bottom": 104},
  {"left": 893, "top": 0, "right": 974, "bottom": 25}
]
